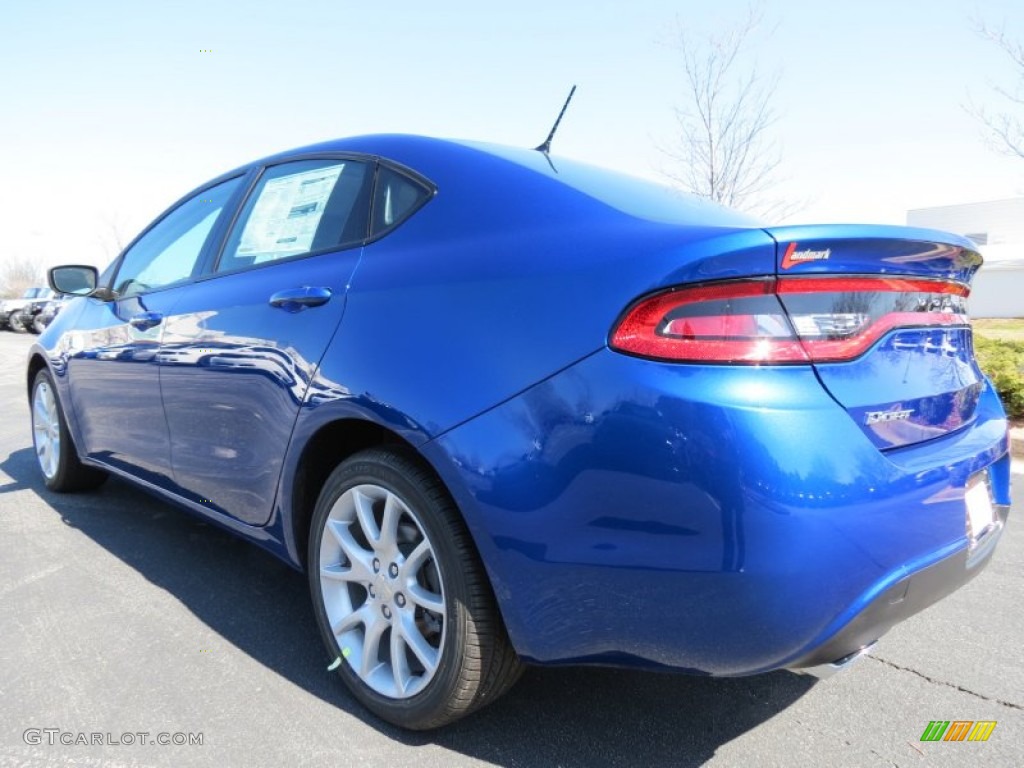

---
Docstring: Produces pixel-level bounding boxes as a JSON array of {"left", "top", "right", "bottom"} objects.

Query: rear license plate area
[{"left": 965, "top": 471, "right": 996, "bottom": 542}]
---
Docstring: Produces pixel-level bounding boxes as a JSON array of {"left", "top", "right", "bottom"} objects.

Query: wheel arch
[
  {"left": 26, "top": 352, "right": 48, "bottom": 402},
  {"left": 288, "top": 419, "right": 484, "bottom": 579}
]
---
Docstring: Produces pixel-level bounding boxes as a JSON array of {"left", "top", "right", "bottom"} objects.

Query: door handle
[
  {"left": 128, "top": 311, "right": 163, "bottom": 330},
  {"left": 269, "top": 286, "right": 333, "bottom": 311}
]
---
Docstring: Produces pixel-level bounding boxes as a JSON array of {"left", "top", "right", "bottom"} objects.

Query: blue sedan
[{"left": 28, "top": 135, "right": 1012, "bottom": 729}]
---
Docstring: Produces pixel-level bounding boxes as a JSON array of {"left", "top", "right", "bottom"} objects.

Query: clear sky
[{"left": 2, "top": 0, "right": 1023, "bottom": 269}]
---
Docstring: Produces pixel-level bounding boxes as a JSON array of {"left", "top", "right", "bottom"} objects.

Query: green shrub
[{"left": 974, "top": 335, "right": 1024, "bottom": 420}]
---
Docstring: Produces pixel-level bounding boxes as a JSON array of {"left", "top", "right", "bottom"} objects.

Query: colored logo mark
[
  {"left": 920, "top": 720, "right": 996, "bottom": 742},
  {"left": 780, "top": 241, "right": 831, "bottom": 270}
]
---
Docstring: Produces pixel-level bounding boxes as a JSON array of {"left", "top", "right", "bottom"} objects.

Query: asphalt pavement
[{"left": 1, "top": 329, "right": 1022, "bottom": 768}]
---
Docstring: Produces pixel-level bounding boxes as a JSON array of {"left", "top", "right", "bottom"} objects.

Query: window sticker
[{"left": 237, "top": 165, "right": 343, "bottom": 262}]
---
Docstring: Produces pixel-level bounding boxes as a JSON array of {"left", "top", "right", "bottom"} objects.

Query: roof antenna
[{"left": 535, "top": 85, "right": 577, "bottom": 154}]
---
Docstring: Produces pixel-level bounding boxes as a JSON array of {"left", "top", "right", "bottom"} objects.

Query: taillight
[
  {"left": 777, "top": 277, "right": 969, "bottom": 362},
  {"left": 610, "top": 279, "right": 809, "bottom": 363},
  {"left": 610, "top": 277, "right": 969, "bottom": 364}
]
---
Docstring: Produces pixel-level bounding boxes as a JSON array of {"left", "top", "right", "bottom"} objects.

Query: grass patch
[{"left": 972, "top": 328, "right": 1024, "bottom": 420}]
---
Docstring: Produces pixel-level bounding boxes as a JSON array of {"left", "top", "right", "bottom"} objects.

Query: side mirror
[{"left": 49, "top": 265, "right": 98, "bottom": 296}]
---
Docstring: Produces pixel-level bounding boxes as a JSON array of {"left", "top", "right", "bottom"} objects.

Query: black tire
[
  {"left": 9, "top": 313, "right": 27, "bottom": 333},
  {"left": 27, "top": 316, "right": 42, "bottom": 334},
  {"left": 308, "top": 448, "right": 522, "bottom": 729},
  {"left": 30, "top": 369, "right": 108, "bottom": 492}
]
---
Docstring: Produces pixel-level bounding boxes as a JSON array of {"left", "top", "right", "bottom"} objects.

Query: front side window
[
  {"left": 113, "top": 177, "right": 242, "bottom": 298},
  {"left": 216, "top": 159, "right": 371, "bottom": 273}
]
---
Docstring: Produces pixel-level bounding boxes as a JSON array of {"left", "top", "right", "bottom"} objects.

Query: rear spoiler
[{"left": 763, "top": 225, "right": 983, "bottom": 285}]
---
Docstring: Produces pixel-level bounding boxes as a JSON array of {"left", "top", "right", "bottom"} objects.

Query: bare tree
[
  {"left": 661, "top": 7, "right": 792, "bottom": 219},
  {"left": 97, "top": 213, "right": 129, "bottom": 261},
  {"left": 970, "top": 20, "right": 1024, "bottom": 160},
  {"left": 0, "top": 257, "right": 46, "bottom": 298}
]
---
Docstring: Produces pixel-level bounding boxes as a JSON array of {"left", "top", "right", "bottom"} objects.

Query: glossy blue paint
[
  {"left": 763, "top": 227, "right": 988, "bottom": 451},
  {"left": 766, "top": 224, "right": 983, "bottom": 283},
  {"left": 157, "top": 247, "right": 357, "bottom": 524},
  {"left": 422, "top": 349, "right": 1009, "bottom": 671},
  {"left": 326, "top": 138, "right": 776, "bottom": 437},
  {"left": 28, "top": 135, "right": 1012, "bottom": 677},
  {"left": 64, "top": 294, "right": 178, "bottom": 488},
  {"left": 811, "top": 328, "right": 983, "bottom": 449}
]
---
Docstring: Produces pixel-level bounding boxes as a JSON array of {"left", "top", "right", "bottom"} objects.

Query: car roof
[{"left": 219, "top": 134, "right": 758, "bottom": 229}]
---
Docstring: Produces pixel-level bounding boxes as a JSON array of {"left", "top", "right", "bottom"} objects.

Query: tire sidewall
[{"left": 308, "top": 451, "right": 476, "bottom": 728}]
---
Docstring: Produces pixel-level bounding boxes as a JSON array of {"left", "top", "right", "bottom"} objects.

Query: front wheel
[
  {"left": 9, "top": 313, "right": 27, "bottom": 333},
  {"left": 31, "top": 370, "right": 108, "bottom": 492},
  {"left": 308, "top": 449, "right": 521, "bottom": 729}
]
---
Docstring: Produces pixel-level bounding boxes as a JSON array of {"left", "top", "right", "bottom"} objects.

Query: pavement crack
[{"left": 868, "top": 655, "right": 1024, "bottom": 710}]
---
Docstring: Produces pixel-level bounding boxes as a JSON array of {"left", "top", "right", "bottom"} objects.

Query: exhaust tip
[{"left": 791, "top": 642, "right": 875, "bottom": 680}]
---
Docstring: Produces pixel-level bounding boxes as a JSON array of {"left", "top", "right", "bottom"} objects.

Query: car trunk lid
[{"left": 764, "top": 225, "right": 985, "bottom": 450}]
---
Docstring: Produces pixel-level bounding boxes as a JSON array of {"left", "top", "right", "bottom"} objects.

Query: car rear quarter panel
[
  {"left": 419, "top": 348, "right": 1009, "bottom": 674},
  {"left": 279, "top": 141, "right": 779, "bottom": 568},
  {"left": 323, "top": 138, "right": 777, "bottom": 439}
]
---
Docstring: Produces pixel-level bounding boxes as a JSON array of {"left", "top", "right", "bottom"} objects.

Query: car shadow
[{"left": 1, "top": 446, "right": 816, "bottom": 767}]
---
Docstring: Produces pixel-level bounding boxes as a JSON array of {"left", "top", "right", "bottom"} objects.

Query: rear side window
[
  {"left": 371, "top": 166, "right": 431, "bottom": 236},
  {"left": 217, "top": 159, "right": 371, "bottom": 272}
]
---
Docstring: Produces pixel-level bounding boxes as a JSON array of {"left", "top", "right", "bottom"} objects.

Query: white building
[{"left": 907, "top": 198, "right": 1024, "bottom": 318}]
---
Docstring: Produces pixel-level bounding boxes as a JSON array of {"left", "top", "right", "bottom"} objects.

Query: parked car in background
[
  {"left": 27, "top": 135, "right": 1012, "bottom": 730},
  {"left": 0, "top": 287, "right": 50, "bottom": 332},
  {"left": 17, "top": 292, "right": 68, "bottom": 334}
]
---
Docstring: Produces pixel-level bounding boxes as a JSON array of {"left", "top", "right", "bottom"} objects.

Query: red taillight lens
[
  {"left": 610, "top": 277, "right": 970, "bottom": 364},
  {"left": 610, "top": 279, "right": 809, "bottom": 363}
]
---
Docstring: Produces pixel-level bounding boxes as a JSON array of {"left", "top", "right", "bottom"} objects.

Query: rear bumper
[
  {"left": 424, "top": 348, "right": 1012, "bottom": 675},
  {"left": 788, "top": 500, "right": 1008, "bottom": 673}
]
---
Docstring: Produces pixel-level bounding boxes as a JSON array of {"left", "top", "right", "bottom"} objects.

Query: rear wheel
[
  {"left": 31, "top": 370, "right": 108, "bottom": 492},
  {"left": 30, "top": 316, "right": 45, "bottom": 334},
  {"left": 308, "top": 449, "right": 521, "bottom": 729},
  {"left": 9, "top": 313, "right": 27, "bottom": 333}
]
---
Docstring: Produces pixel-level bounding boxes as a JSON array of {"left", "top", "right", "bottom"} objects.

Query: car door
[
  {"left": 66, "top": 175, "right": 245, "bottom": 488},
  {"left": 158, "top": 157, "right": 373, "bottom": 524}
]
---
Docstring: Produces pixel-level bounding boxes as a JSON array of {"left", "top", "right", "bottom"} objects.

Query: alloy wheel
[
  {"left": 318, "top": 483, "right": 446, "bottom": 699},
  {"left": 32, "top": 380, "right": 61, "bottom": 480}
]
